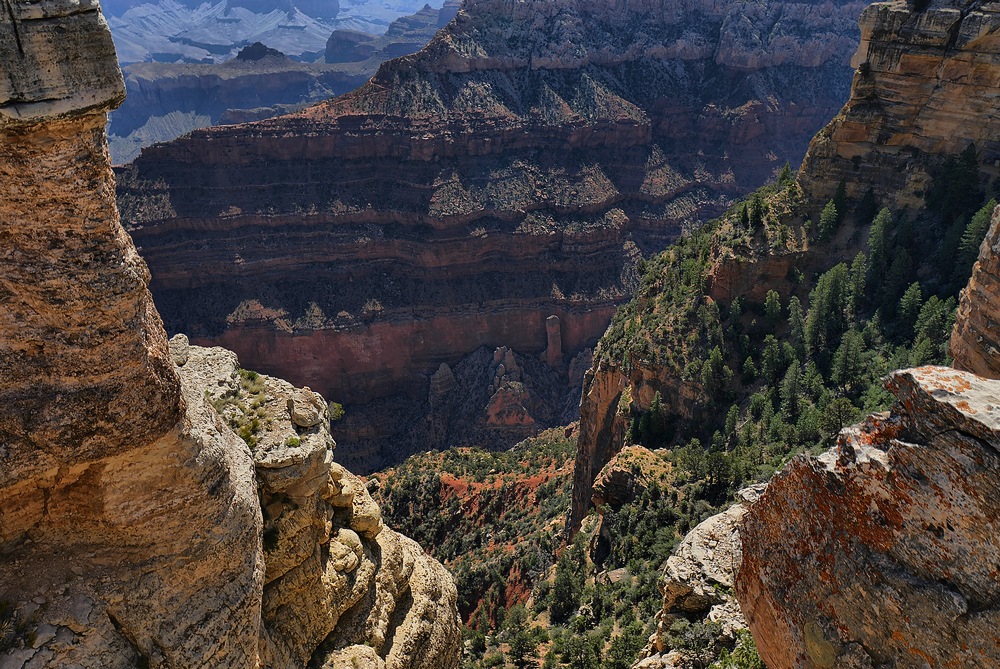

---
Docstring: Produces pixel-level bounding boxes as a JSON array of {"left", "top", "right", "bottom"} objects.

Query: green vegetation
[
  {"left": 601, "top": 148, "right": 993, "bottom": 506},
  {"left": 210, "top": 368, "right": 271, "bottom": 449},
  {"left": 377, "top": 148, "right": 995, "bottom": 669}
]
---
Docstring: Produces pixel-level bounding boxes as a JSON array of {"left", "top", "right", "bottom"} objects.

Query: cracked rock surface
[{"left": 737, "top": 366, "right": 1000, "bottom": 669}]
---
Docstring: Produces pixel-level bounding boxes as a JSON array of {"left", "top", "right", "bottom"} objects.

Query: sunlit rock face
[
  {"left": 799, "top": 0, "right": 1000, "bottom": 208},
  {"left": 0, "top": 4, "right": 460, "bottom": 667},
  {"left": 738, "top": 366, "right": 1000, "bottom": 669},
  {"left": 952, "top": 205, "right": 1000, "bottom": 380}
]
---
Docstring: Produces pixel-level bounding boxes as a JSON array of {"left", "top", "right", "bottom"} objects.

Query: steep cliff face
[
  {"left": 799, "top": 0, "right": 1000, "bottom": 206},
  {"left": 120, "top": 0, "right": 864, "bottom": 468},
  {"left": 0, "top": 6, "right": 460, "bottom": 667},
  {"left": 952, "top": 204, "right": 1000, "bottom": 379}
]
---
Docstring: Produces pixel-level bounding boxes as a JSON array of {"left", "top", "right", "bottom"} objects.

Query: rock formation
[
  {"left": 108, "top": 1, "right": 463, "bottom": 165},
  {"left": 738, "top": 366, "right": 1000, "bottom": 669},
  {"left": 0, "top": 4, "right": 460, "bottom": 667},
  {"left": 799, "top": 0, "right": 1000, "bottom": 207},
  {"left": 108, "top": 53, "right": 369, "bottom": 164},
  {"left": 635, "top": 486, "right": 764, "bottom": 669},
  {"left": 325, "top": 0, "right": 460, "bottom": 64},
  {"left": 117, "top": 0, "right": 865, "bottom": 469},
  {"left": 952, "top": 204, "right": 1000, "bottom": 379},
  {"left": 176, "top": 339, "right": 461, "bottom": 669}
]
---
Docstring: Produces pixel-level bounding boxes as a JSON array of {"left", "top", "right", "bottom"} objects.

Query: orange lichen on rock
[{"left": 737, "top": 366, "right": 1000, "bottom": 669}]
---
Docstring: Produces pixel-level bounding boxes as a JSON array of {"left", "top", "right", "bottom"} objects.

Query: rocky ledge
[
  {"left": 0, "top": 6, "right": 460, "bottom": 665},
  {"left": 952, "top": 204, "right": 1000, "bottom": 380},
  {"left": 799, "top": 0, "right": 1000, "bottom": 207}
]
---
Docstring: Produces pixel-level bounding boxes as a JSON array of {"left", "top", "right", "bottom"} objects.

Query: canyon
[
  {"left": 569, "top": 0, "right": 1000, "bottom": 534},
  {"left": 0, "top": 4, "right": 460, "bottom": 667},
  {"left": 108, "top": 2, "right": 460, "bottom": 164},
  {"left": 120, "top": 0, "right": 866, "bottom": 470}
]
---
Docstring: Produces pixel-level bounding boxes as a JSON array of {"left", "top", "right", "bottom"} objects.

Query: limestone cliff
[
  {"left": 0, "top": 5, "right": 460, "bottom": 667},
  {"left": 118, "top": 0, "right": 865, "bottom": 469},
  {"left": 799, "top": 0, "right": 1000, "bottom": 206}
]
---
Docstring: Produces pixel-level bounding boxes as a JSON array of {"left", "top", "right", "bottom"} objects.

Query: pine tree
[
  {"left": 818, "top": 199, "right": 839, "bottom": 239},
  {"left": 788, "top": 295, "right": 806, "bottom": 359},
  {"left": 954, "top": 198, "right": 997, "bottom": 288},
  {"left": 848, "top": 252, "right": 868, "bottom": 321},
  {"left": 897, "top": 282, "right": 923, "bottom": 338},
  {"left": 867, "top": 208, "right": 892, "bottom": 277},
  {"left": 764, "top": 290, "right": 782, "bottom": 323}
]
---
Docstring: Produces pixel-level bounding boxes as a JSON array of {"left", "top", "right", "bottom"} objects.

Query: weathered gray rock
[
  {"left": 0, "top": 0, "right": 124, "bottom": 126},
  {"left": 635, "top": 486, "right": 764, "bottom": 669}
]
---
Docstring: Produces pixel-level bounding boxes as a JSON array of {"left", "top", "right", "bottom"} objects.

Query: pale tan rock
[
  {"left": 182, "top": 344, "right": 458, "bottom": 669},
  {"left": 799, "top": 0, "right": 1000, "bottom": 208},
  {"left": 0, "top": 0, "right": 124, "bottom": 126},
  {"left": 635, "top": 486, "right": 764, "bottom": 669},
  {"left": 0, "top": 5, "right": 460, "bottom": 667}
]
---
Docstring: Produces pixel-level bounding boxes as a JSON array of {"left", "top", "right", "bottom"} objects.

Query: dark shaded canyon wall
[{"left": 120, "top": 0, "right": 865, "bottom": 467}]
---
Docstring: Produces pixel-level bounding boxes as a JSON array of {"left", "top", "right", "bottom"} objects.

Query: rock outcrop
[
  {"left": 635, "top": 486, "right": 763, "bottom": 669},
  {"left": 118, "top": 0, "right": 864, "bottom": 469},
  {"left": 799, "top": 0, "right": 1000, "bottom": 207},
  {"left": 0, "top": 5, "right": 460, "bottom": 667},
  {"left": 952, "top": 204, "right": 1000, "bottom": 379},
  {"left": 177, "top": 339, "right": 461, "bottom": 669},
  {"left": 738, "top": 367, "right": 1000, "bottom": 669}
]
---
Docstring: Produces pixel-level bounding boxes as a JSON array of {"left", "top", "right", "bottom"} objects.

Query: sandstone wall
[
  {"left": 0, "top": 5, "right": 461, "bottom": 667},
  {"left": 952, "top": 204, "right": 1000, "bottom": 379}
]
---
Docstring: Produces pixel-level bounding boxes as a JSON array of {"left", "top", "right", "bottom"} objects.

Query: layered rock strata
[
  {"left": 952, "top": 204, "right": 1000, "bottom": 379},
  {"left": 799, "top": 0, "right": 1000, "bottom": 206},
  {"left": 119, "top": 0, "right": 864, "bottom": 468},
  {"left": 569, "top": 0, "right": 1000, "bottom": 537},
  {"left": 738, "top": 366, "right": 1000, "bottom": 669},
  {"left": 0, "top": 6, "right": 460, "bottom": 667}
]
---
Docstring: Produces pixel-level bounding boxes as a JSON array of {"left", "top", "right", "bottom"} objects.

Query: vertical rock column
[
  {"left": 545, "top": 314, "right": 562, "bottom": 368},
  {"left": 0, "top": 0, "right": 182, "bottom": 488}
]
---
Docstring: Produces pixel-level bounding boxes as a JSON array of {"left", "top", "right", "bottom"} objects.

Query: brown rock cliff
[
  {"left": 738, "top": 367, "right": 1000, "bottom": 669},
  {"left": 952, "top": 204, "right": 1000, "bottom": 379},
  {"left": 799, "top": 0, "right": 1000, "bottom": 207}
]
